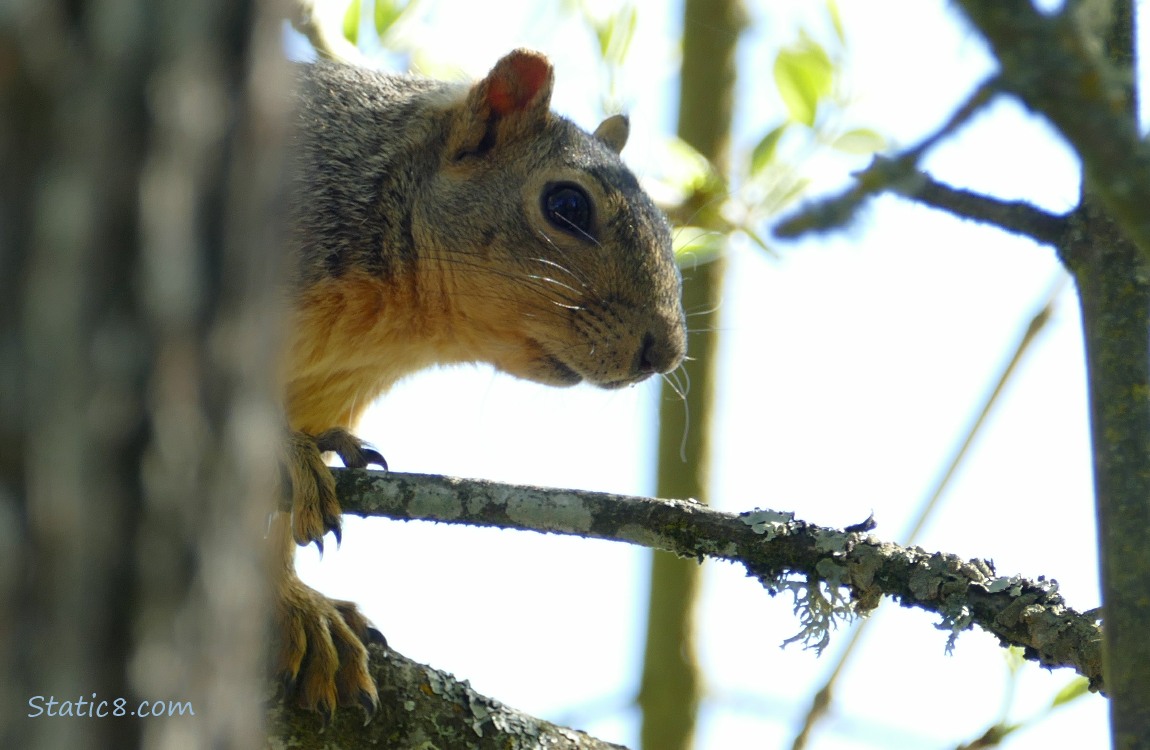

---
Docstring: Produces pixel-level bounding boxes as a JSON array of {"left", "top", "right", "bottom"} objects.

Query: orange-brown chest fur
[{"left": 282, "top": 272, "right": 449, "bottom": 435}]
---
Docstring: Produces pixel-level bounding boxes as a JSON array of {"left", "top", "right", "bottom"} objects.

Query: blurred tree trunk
[
  {"left": 639, "top": 1, "right": 745, "bottom": 748},
  {"left": 0, "top": 2, "right": 287, "bottom": 748}
]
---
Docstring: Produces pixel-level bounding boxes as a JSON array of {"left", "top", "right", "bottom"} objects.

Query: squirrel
[{"left": 275, "top": 48, "right": 687, "bottom": 717}]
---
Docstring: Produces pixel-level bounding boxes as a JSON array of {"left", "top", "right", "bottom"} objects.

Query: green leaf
[
  {"left": 750, "top": 123, "right": 788, "bottom": 177},
  {"left": 831, "top": 128, "right": 885, "bottom": 155},
  {"left": 663, "top": 137, "right": 722, "bottom": 196},
  {"left": 611, "top": 6, "right": 638, "bottom": 64},
  {"left": 342, "top": 0, "right": 361, "bottom": 45},
  {"left": 827, "top": 0, "right": 845, "bottom": 44},
  {"left": 595, "top": 20, "right": 610, "bottom": 59},
  {"left": 773, "top": 40, "right": 833, "bottom": 126},
  {"left": 1051, "top": 677, "right": 1090, "bottom": 709},
  {"left": 595, "top": 5, "right": 637, "bottom": 65},
  {"left": 375, "top": 0, "right": 405, "bottom": 38},
  {"left": 774, "top": 176, "right": 812, "bottom": 211},
  {"left": 741, "top": 225, "right": 778, "bottom": 258}
]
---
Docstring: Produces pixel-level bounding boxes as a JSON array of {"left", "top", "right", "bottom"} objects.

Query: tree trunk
[
  {"left": 1065, "top": 200, "right": 1150, "bottom": 748},
  {"left": 0, "top": 2, "right": 287, "bottom": 748},
  {"left": 640, "top": 1, "right": 745, "bottom": 748}
]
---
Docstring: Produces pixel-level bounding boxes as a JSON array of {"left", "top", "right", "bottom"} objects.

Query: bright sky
[{"left": 293, "top": 1, "right": 1111, "bottom": 747}]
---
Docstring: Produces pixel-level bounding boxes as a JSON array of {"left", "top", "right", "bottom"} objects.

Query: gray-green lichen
[
  {"left": 409, "top": 481, "right": 464, "bottom": 520},
  {"left": 506, "top": 491, "right": 593, "bottom": 533},
  {"left": 741, "top": 508, "right": 794, "bottom": 538},
  {"left": 780, "top": 574, "right": 856, "bottom": 655},
  {"left": 813, "top": 528, "right": 850, "bottom": 554}
]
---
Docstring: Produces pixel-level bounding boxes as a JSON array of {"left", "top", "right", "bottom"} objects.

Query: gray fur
[{"left": 287, "top": 55, "right": 686, "bottom": 386}]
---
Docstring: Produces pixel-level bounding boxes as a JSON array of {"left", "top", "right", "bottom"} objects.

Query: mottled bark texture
[
  {"left": 1, "top": 1, "right": 287, "bottom": 748},
  {"left": 334, "top": 470, "right": 1104, "bottom": 690}
]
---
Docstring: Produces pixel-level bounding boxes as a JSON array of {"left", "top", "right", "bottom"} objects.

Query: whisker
[
  {"left": 530, "top": 229, "right": 607, "bottom": 306},
  {"left": 552, "top": 215, "right": 603, "bottom": 249},
  {"left": 677, "top": 381, "right": 692, "bottom": 463},
  {"left": 528, "top": 254, "right": 590, "bottom": 289},
  {"left": 684, "top": 300, "right": 723, "bottom": 318},
  {"left": 525, "top": 273, "right": 584, "bottom": 297},
  {"left": 660, "top": 370, "right": 686, "bottom": 401}
]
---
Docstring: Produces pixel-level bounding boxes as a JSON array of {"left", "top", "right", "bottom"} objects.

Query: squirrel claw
[
  {"left": 359, "top": 689, "right": 379, "bottom": 723},
  {"left": 366, "top": 626, "right": 388, "bottom": 647},
  {"left": 316, "top": 427, "right": 386, "bottom": 470},
  {"left": 284, "top": 429, "right": 358, "bottom": 549},
  {"left": 361, "top": 447, "right": 387, "bottom": 471},
  {"left": 275, "top": 576, "right": 381, "bottom": 721},
  {"left": 277, "top": 670, "right": 295, "bottom": 698}
]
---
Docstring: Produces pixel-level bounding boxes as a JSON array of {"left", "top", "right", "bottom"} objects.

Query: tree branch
[
  {"left": 954, "top": 0, "right": 1150, "bottom": 262},
  {"left": 268, "top": 643, "right": 627, "bottom": 749},
  {"left": 775, "top": 158, "right": 1068, "bottom": 245},
  {"left": 773, "top": 75, "right": 1069, "bottom": 245},
  {"left": 333, "top": 469, "right": 1104, "bottom": 691},
  {"left": 890, "top": 171, "right": 1070, "bottom": 245}
]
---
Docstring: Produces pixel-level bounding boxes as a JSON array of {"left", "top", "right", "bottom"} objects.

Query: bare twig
[
  {"left": 773, "top": 77, "right": 1068, "bottom": 244},
  {"left": 955, "top": 0, "right": 1150, "bottom": 262},
  {"left": 776, "top": 157, "right": 1068, "bottom": 244},
  {"left": 890, "top": 174, "right": 1069, "bottom": 245},
  {"left": 789, "top": 281, "right": 1066, "bottom": 750},
  {"left": 333, "top": 469, "right": 1104, "bottom": 690}
]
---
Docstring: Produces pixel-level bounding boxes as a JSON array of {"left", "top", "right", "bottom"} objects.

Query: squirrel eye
[{"left": 542, "top": 183, "right": 593, "bottom": 237}]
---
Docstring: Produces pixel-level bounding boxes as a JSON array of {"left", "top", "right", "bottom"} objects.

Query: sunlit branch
[{"left": 334, "top": 469, "right": 1104, "bottom": 690}]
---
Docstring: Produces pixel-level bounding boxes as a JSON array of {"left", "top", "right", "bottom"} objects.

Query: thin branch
[
  {"left": 790, "top": 282, "right": 1065, "bottom": 750},
  {"left": 906, "top": 76, "right": 1003, "bottom": 161},
  {"left": 773, "top": 77, "right": 1069, "bottom": 244},
  {"left": 775, "top": 157, "right": 1069, "bottom": 245},
  {"left": 889, "top": 174, "right": 1069, "bottom": 245},
  {"left": 954, "top": 0, "right": 1150, "bottom": 263},
  {"left": 333, "top": 469, "right": 1104, "bottom": 690}
]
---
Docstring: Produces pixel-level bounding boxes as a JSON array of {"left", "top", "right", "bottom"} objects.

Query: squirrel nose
[{"left": 636, "top": 328, "right": 685, "bottom": 376}]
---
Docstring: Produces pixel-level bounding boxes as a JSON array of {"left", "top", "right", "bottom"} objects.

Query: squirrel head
[{"left": 414, "top": 49, "right": 687, "bottom": 389}]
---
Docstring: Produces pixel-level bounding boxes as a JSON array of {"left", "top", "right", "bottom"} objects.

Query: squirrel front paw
[
  {"left": 284, "top": 428, "right": 386, "bottom": 552},
  {"left": 275, "top": 572, "right": 384, "bottom": 719}
]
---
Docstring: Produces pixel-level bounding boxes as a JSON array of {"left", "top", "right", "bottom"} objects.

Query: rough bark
[
  {"left": 0, "top": 1, "right": 286, "bottom": 748},
  {"left": 329, "top": 470, "right": 1104, "bottom": 690},
  {"left": 1062, "top": 202, "right": 1150, "bottom": 749},
  {"left": 267, "top": 644, "right": 627, "bottom": 749}
]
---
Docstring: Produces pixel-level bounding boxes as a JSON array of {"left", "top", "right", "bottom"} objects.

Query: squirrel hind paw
[{"left": 275, "top": 579, "right": 381, "bottom": 718}]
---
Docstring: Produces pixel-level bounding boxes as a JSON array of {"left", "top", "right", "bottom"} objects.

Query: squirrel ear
[
  {"left": 593, "top": 114, "right": 629, "bottom": 154},
  {"left": 484, "top": 49, "right": 554, "bottom": 116},
  {"left": 449, "top": 49, "right": 554, "bottom": 159}
]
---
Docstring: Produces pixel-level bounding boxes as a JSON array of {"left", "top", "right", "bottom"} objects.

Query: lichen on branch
[{"left": 333, "top": 469, "right": 1104, "bottom": 690}]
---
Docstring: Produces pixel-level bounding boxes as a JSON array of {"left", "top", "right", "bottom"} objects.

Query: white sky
[{"left": 293, "top": 1, "right": 1111, "bottom": 747}]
